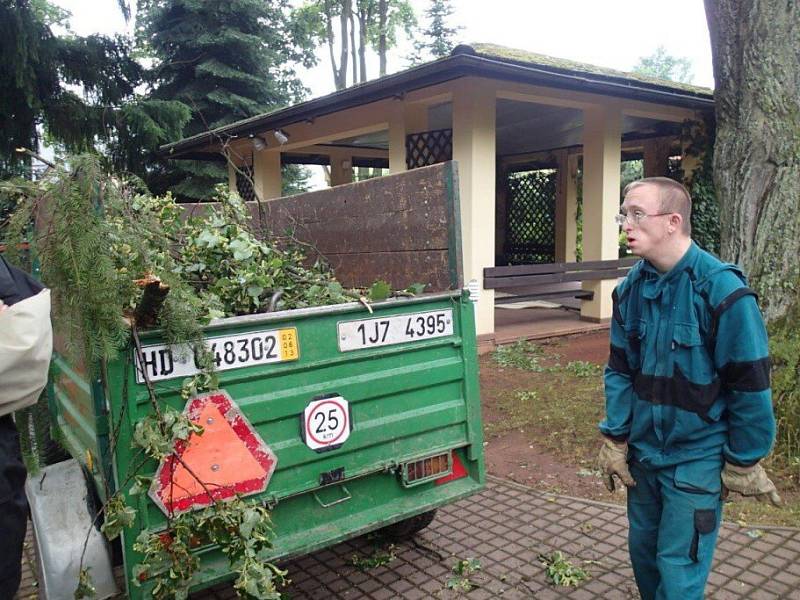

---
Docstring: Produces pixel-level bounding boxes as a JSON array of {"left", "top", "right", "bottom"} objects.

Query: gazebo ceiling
[{"left": 324, "top": 99, "right": 681, "bottom": 158}]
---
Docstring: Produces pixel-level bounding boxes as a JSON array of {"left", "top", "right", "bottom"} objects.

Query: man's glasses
[{"left": 614, "top": 210, "right": 673, "bottom": 226}]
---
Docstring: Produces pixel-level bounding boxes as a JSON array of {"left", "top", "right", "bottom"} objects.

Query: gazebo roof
[
  {"left": 162, "top": 43, "right": 714, "bottom": 159},
  {"left": 470, "top": 43, "right": 712, "bottom": 96}
]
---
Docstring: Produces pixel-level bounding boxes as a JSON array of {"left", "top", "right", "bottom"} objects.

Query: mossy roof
[{"left": 470, "top": 43, "right": 712, "bottom": 96}]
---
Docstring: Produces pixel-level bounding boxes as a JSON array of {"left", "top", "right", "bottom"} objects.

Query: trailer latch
[{"left": 319, "top": 467, "right": 345, "bottom": 486}]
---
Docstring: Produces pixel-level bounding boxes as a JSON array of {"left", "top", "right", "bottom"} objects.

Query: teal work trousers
[{"left": 627, "top": 458, "right": 722, "bottom": 600}]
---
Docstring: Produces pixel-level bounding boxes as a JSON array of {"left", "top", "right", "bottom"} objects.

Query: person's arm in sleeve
[
  {"left": 714, "top": 292, "right": 775, "bottom": 466},
  {"left": 600, "top": 288, "right": 634, "bottom": 441}
]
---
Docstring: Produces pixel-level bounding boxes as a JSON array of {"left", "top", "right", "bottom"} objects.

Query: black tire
[
  {"left": 32, "top": 398, "right": 70, "bottom": 466},
  {"left": 380, "top": 509, "right": 437, "bottom": 540}
]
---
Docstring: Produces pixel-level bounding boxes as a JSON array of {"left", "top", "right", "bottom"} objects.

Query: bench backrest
[{"left": 484, "top": 257, "right": 639, "bottom": 290}]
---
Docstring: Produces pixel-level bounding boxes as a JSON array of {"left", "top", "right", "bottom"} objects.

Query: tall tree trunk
[
  {"left": 378, "top": 0, "right": 388, "bottom": 76},
  {"left": 349, "top": 7, "right": 357, "bottom": 85},
  {"left": 323, "top": 1, "right": 341, "bottom": 90},
  {"left": 356, "top": 1, "right": 369, "bottom": 83},
  {"left": 337, "top": 0, "right": 351, "bottom": 90},
  {"left": 704, "top": 0, "right": 800, "bottom": 322}
]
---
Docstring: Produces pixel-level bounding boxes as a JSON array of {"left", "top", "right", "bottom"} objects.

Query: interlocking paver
[{"left": 15, "top": 475, "right": 800, "bottom": 599}]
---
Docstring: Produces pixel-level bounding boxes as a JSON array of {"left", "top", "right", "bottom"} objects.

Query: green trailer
[{"left": 27, "top": 287, "right": 485, "bottom": 598}]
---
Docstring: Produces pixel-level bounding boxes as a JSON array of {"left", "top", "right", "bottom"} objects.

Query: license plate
[
  {"left": 337, "top": 309, "right": 453, "bottom": 352},
  {"left": 135, "top": 328, "right": 299, "bottom": 383}
]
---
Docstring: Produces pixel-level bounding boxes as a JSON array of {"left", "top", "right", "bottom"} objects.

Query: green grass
[
  {"left": 485, "top": 376, "right": 604, "bottom": 461},
  {"left": 491, "top": 340, "right": 546, "bottom": 371}
]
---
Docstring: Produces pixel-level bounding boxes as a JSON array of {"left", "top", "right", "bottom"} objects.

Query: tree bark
[
  {"left": 356, "top": 0, "right": 370, "bottom": 83},
  {"left": 378, "top": 0, "right": 388, "bottom": 76},
  {"left": 349, "top": 7, "right": 357, "bottom": 85},
  {"left": 337, "top": 0, "right": 351, "bottom": 90},
  {"left": 704, "top": 0, "right": 800, "bottom": 322},
  {"left": 323, "top": 1, "right": 341, "bottom": 90}
]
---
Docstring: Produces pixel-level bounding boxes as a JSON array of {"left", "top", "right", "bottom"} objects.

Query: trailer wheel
[{"left": 380, "top": 509, "right": 437, "bottom": 540}]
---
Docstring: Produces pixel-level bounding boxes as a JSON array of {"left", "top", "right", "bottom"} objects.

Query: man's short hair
[{"left": 624, "top": 177, "right": 692, "bottom": 235}]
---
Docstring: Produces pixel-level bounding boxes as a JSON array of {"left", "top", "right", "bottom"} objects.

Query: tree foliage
[
  {"left": 682, "top": 118, "right": 720, "bottom": 256},
  {"left": 295, "top": 0, "right": 415, "bottom": 89},
  {"left": 411, "top": 0, "right": 462, "bottom": 63},
  {"left": 632, "top": 45, "right": 693, "bottom": 83},
  {"left": 0, "top": 0, "right": 189, "bottom": 180},
  {"left": 138, "top": 0, "right": 316, "bottom": 199}
]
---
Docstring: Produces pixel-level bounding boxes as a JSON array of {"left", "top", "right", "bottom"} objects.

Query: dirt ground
[
  {"left": 480, "top": 331, "right": 614, "bottom": 502},
  {"left": 479, "top": 330, "right": 800, "bottom": 526}
]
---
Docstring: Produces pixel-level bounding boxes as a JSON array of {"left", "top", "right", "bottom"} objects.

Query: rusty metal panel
[
  {"left": 258, "top": 162, "right": 462, "bottom": 291},
  {"left": 325, "top": 250, "right": 452, "bottom": 291}
]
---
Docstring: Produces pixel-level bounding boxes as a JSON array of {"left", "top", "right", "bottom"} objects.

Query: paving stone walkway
[{"left": 16, "top": 476, "right": 800, "bottom": 599}]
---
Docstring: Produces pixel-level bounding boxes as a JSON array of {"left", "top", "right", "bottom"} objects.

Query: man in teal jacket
[{"left": 598, "top": 177, "right": 779, "bottom": 600}]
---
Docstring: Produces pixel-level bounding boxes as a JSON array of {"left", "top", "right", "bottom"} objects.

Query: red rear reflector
[
  {"left": 406, "top": 453, "right": 450, "bottom": 484},
  {"left": 435, "top": 452, "right": 467, "bottom": 485}
]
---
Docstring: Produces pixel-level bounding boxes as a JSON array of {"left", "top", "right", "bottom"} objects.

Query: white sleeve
[{"left": 0, "top": 289, "right": 53, "bottom": 416}]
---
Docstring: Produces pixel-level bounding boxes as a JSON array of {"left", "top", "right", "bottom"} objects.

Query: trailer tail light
[
  {"left": 435, "top": 451, "right": 468, "bottom": 485},
  {"left": 401, "top": 452, "right": 452, "bottom": 487}
]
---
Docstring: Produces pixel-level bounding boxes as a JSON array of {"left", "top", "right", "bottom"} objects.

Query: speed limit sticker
[{"left": 301, "top": 395, "right": 352, "bottom": 452}]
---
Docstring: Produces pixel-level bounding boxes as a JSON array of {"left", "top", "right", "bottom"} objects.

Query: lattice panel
[
  {"left": 406, "top": 129, "right": 453, "bottom": 170},
  {"left": 503, "top": 169, "right": 557, "bottom": 265},
  {"left": 235, "top": 165, "right": 256, "bottom": 202}
]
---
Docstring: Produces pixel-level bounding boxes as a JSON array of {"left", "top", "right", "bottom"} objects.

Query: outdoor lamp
[
  {"left": 273, "top": 129, "right": 289, "bottom": 145},
  {"left": 250, "top": 135, "right": 267, "bottom": 151}
]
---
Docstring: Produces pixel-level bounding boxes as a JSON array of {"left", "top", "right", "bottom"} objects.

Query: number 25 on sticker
[{"left": 302, "top": 395, "right": 351, "bottom": 452}]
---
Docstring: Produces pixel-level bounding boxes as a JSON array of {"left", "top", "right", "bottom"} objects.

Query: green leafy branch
[
  {"left": 446, "top": 557, "right": 482, "bottom": 593},
  {"left": 538, "top": 551, "right": 589, "bottom": 587}
]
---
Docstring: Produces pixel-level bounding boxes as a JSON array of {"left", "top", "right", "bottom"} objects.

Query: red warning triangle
[{"left": 149, "top": 390, "right": 277, "bottom": 516}]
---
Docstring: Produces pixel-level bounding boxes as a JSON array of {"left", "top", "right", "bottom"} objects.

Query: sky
[{"left": 53, "top": 0, "right": 716, "bottom": 98}]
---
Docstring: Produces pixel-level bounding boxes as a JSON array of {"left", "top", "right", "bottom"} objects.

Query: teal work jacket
[{"left": 600, "top": 242, "right": 775, "bottom": 469}]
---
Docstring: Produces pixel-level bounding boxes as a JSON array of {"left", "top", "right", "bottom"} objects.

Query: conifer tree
[
  {"left": 0, "top": 0, "right": 189, "bottom": 179},
  {"left": 139, "top": 0, "right": 315, "bottom": 199},
  {"left": 410, "top": 0, "right": 461, "bottom": 64}
]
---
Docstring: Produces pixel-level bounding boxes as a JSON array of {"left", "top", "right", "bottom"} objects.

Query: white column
[
  {"left": 581, "top": 104, "right": 621, "bottom": 321},
  {"left": 228, "top": 162, "right": 238, "bottom": 194},
  {"left": 388, "top": 102, "right": 406, "bottom": 174},
  {"left": 565, "top": 153, "right": 579, "bottom": 262},
  {"left": 328, "top": 149, "right": 353, "bottom": 186},
  {"left": 253, "top": 150, "right": 282, "bottom": 201},
  {"left": 452, "top": 79, "right": 496, "bottom": 337},
  {"left": 388, "top": 102, "right": 429, "bottom": 174}
]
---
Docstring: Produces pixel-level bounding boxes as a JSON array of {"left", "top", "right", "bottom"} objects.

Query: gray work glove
[
  {"left": 721, "top": 462, "right": 782, "bottom": 507},
  {"left": 598, "top": 437, "right": 636, "bottom": 492}
]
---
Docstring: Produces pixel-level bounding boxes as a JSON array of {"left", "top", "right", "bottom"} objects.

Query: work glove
[
  {"left": 721, "top": 462, "right": 782, "bottom": 507},
  {"left": 598, "top": 437, "right": 636, "bottom": 492}
]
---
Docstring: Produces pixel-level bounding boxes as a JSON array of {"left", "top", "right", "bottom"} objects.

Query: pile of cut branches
[{"left": 1, "top": 154, "right": 422, "bottom": 599}]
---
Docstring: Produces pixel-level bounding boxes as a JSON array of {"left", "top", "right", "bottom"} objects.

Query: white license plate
[
  {"left": 337, "top": 309, "right": 453, "bottom": 352},
  {"left": 135, "top": 328, "right": 299, "bottom": 383}
]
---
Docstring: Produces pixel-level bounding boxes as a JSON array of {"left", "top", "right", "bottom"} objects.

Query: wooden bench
[{"left": 484, "top": 258, "right": 639, "bottom": 305}]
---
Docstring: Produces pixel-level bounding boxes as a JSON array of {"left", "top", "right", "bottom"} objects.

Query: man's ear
[{"left": 669, "top": 213, "right": 682, "bottom": 234}]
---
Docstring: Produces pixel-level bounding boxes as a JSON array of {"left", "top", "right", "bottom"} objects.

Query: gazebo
[{"left": 163, "top": 43, "right": 714, "bottom": 347}]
